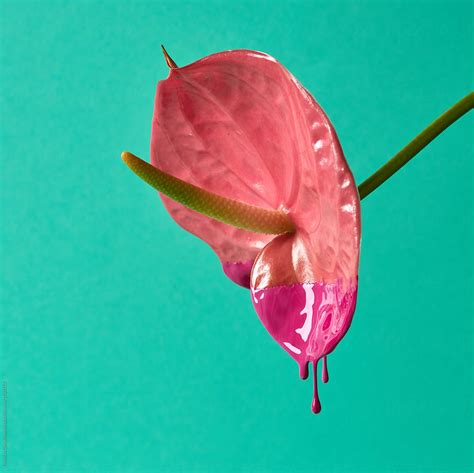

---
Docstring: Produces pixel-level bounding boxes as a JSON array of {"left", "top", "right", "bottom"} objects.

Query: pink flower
[{"left": 125, "top": 49, "right": 361, "bottom": 413}]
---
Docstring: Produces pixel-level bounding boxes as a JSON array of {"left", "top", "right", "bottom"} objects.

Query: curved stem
[
  {"left": 122, "top": 93, "right": 472, "bottom": 234},
  {"left": 358, "top": 92, "right": 474, "bottom": 200}
]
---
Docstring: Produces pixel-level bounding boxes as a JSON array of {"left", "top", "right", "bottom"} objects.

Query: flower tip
[
  {"left": 121, "top": 151, "right": 143, "bottom": 173},
  {"left": 161, "top": 44, "right": 178, "bottom": 69},
  {"left": 121, "top": 151, "right": 134, "bottom": 165}
]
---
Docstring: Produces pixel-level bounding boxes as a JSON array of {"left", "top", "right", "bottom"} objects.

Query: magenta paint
[
  {"left": 251, "top": 279, "right": 357, "bottom": 413},
  {"left": 312, "top": 360, "right": 321, "bottom": 413},
  {"left": 300, "top": 362, "right": 309, "bottom": 380},
  {"left": 322, "top": 356, "right": 329, "bottom": 383},
  {"left": 222, "top": 260, "right": 254, "bottom": 288}
]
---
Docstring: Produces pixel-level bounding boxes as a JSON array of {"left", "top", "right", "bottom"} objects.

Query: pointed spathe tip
[{"left": 161, "top": 44, "right": 178, "bottom": 69}]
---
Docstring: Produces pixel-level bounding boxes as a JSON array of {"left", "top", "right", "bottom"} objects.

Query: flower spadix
[
  {"left": 122, "top": 151, "right": 295, "bottom": 235},
  {"left": 123, "top": 48, "right": 361, "bottom": 413}
]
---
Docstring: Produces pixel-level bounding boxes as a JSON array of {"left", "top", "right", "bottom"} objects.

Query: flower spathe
[{"left": 136, "top": 49, "right": 361, "bottom": 412}]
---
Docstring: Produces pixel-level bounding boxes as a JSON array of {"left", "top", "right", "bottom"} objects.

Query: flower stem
[
  {"left": 358, "top": 92, "right": 473, "bottom": 200},
  {"left": 123, "top": 93, "right": 472, "bottom": 234}
]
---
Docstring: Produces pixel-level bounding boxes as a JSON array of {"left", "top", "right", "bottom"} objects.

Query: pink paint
[
  {"left": 251, "top": 279, "right": 357, "bottom": 412},
  {"left": 300, "top": 362, "right": 309, "bottom": 380},
  {"left": 222, "top": 260, "right": 253, "bottom": 288},
  {"left": 322, "top": 355, "right": 329, "bottom": 383}
]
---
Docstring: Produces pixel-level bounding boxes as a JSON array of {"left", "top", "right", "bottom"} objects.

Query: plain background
[{"left": 1, "top": 0, "right": 472, "bottom": 471}]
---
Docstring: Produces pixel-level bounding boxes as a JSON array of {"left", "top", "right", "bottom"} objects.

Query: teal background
[{"left": 1, "top": 0, "right": 472, "bottom": 471}]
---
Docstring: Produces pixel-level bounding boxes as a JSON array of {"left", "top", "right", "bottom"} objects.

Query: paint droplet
[
  {"left": 311, "top": 360, "right": 321, "bottom": 414},
  {"left": 300, "top": 362, "right": 309, "bottom": 380},
  {"left": 322, "top": 355, "right": 329, "bottom": 383}
]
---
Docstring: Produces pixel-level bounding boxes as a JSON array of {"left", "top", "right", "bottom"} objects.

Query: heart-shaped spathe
[{"left": 150, "top": 49, "right": 361, "bottom": 412}]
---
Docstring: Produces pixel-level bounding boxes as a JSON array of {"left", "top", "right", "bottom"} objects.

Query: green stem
[
  {"left": 358, "top": 92, "right": 474, "bottom": 200},
  {"left": 123, "top": 93, "right": 472, "bottom": 235}
]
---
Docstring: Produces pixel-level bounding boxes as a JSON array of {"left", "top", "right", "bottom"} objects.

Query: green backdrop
[{"left": 1, "top": 1, "right": 472, "bottom": 472}]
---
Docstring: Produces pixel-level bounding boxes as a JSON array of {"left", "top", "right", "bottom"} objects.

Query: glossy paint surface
[
  {"left": 251, "top": 281, "right": 358, "bottom": 367},
  {"left": 252, "top": 279, "right": 357, "bottom": 410}
]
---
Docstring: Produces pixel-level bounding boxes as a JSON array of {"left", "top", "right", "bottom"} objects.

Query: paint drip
[
  {"left": 312, "top": 360, "right": 321, "bottom": 413},
  {"left": 251, "top": 279, "right": 357, "bottom": 413},
  {"left": 322, "top": 355, "right": 329, "bottom": 383}
]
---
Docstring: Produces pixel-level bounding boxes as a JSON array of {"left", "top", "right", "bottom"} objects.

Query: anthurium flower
[
  {"left": 123, "top": 48, "right": 361, "bottom": 413},
  {"left": 122, "top": 48, "right": 473, "bottom": 413}
]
